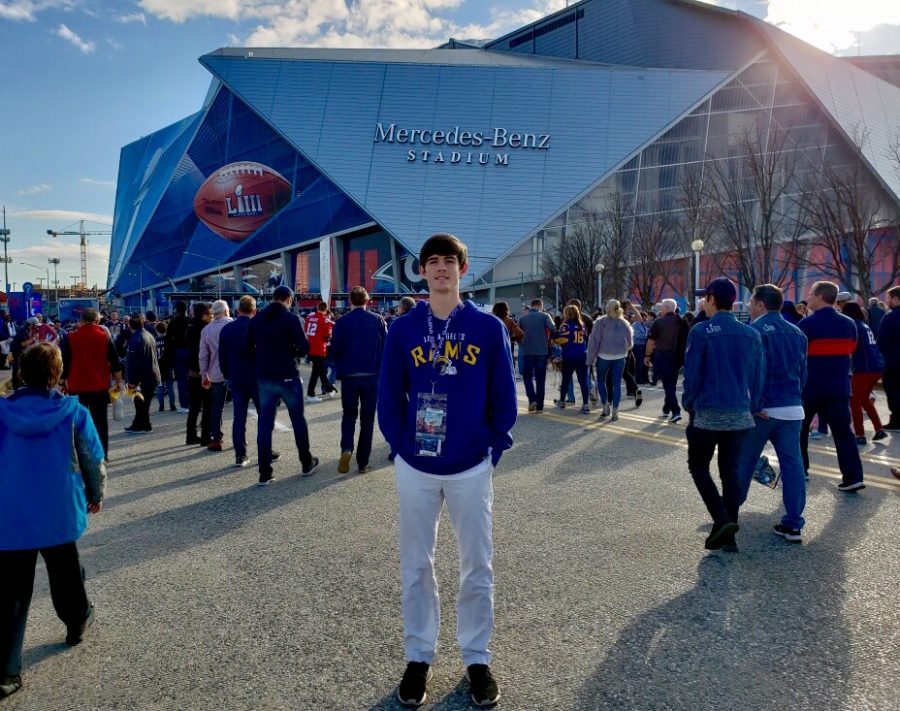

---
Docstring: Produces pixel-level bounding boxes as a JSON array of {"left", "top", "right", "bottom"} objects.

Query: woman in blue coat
[{"left": 0, "top": 343, "right": 106, "bottom": 699}]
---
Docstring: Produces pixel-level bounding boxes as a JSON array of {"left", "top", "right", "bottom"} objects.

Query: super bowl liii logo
[{"left": 374, "top": 123, "right": 550, "bottom": 166}]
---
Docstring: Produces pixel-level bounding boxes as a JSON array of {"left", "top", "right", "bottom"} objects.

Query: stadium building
[{"left": 108, "top": 0, "right": 900, "bottom": 312}]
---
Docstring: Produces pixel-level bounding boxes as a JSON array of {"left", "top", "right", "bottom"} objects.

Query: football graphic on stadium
[{"left": 193, "top": 161, "right": 293, "bottom": 242}]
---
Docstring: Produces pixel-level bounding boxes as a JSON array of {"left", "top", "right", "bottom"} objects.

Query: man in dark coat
[{"left": 125, "top": 315, "right": 160, "bottom": 434}]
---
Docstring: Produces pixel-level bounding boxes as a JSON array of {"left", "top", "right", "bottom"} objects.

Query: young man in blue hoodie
[{"left": 378, "top": 233, "right": 517, "bottom": 708}]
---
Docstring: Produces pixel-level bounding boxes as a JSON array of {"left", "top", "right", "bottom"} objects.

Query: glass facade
[{"left": 513, "top": 54, "right": 897, "bottom": 304}]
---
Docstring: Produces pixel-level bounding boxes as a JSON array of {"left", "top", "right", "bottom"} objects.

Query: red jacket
[
  {"left": 304, "top": 312, "right": 333, "bottom": 358},
  {"left": 62, "top": 323, "right": 121, "bottom": 393}
]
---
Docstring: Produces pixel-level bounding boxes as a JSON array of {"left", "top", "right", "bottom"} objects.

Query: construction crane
[{"left": 47, "top": 220, "right": 112, "bottom": 290}]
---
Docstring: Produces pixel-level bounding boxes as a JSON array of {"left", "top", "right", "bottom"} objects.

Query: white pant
[{"left": 396, "top": 454, "right": 495, "bottom": 666}]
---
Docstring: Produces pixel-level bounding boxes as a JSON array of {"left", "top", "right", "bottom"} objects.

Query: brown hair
[
  {"left": 492, "top": 301, "right": 510, "bottom": 319},
  {"left": 238, "top": 295, "right": 256, "bottom": 314},
  {"left": 841, "top": 302, "right": 867, "bottom": 322},
  {"left": 563, "top": 304, "right": 583, "bottom": 324},
  {"left": 317, "top": 301, "right": 328, "bottom": 312},
  {"left": 19, "top": 342, "right": 63, "bottom": 389},
  {"left": 419, "top": 233, "right": 468, "bottom": 270},
  {"left": 349, "top": 286, "right": 369, "bottom": 307},
  {"left": 811, "top": 281, "right": 838, "bottom": 305}
]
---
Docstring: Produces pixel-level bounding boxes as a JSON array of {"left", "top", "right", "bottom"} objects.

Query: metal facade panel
[
  {"left": 488, "top": 0, "right": 761, "bottom": 70},
  {"left": 202, "top": 54, "right": 728, "bottom": 262},
  {"left": 109, "top": 112, "right": 203, "bottom": 285},
  {"left": 756, "top": 21, "right": 900, "bottom": 202}
]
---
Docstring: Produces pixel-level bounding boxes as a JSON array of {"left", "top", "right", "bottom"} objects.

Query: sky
[{"left": 1, "top": 0, "right": 898, "bottom": 293}]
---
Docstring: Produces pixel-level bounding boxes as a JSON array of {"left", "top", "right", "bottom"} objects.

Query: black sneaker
[
  {"left": 872, "top": 429, "right": 888, "bottom": 441},
  {"left": 0, "top": 675, "right": 22, "bottom": 699},
  {"left": 466, "top": 664, "right": 500, "bottom": 707},
  {"left": 856, "top": 436, "right": 867, "bottom": 445},
  {"left": 302, "top": 456, "right": 320, "bottom": 477},
  {"left": 66, "top": 604, "right": 95, "bottom": 645},
  {"left": 257, "top": 472, "right": 276, "bottom": 487},
  {"left": 837, "top": 481, "right": 865, "bottom": 492},
  {"left": 721, "top": 534, "right": 739, "bottom": 553},
  {"left": 271, "top": 450, "right": 282, "bottom": 462},
  {"left": 705, "top": 521, "right": 739, "bottom": 550},
  {"left": 635, "top": 389, "right": 643, "bottom": 408},
  {"left": 397, "top": 661, "right": 432, "bottom": 707},
  {"left": 234, "top": 455, "right": 249, "bottom": 468},
  {"left": 773, "top": 524, "right": 802, "bottom": 543}
]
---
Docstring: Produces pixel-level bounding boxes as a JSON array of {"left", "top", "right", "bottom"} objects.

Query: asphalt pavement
[{"left": 2, "top": 367, "right": 899, "bottom": 710}]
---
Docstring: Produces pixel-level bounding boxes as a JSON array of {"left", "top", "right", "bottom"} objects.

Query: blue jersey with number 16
[{"left": 555, "top": 319, "right": 587, "bottom": 359}]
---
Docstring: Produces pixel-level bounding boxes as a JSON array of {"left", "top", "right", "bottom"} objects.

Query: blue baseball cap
[
  {"left": 695, "top": 277, "right": 737, "bottom": 306},
  {"left": 272, "top": 285, "right": 294, "bottom": 301}
]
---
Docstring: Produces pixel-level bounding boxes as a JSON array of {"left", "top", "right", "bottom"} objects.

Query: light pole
[
  {"left": 553, "top": 275, "right": 561, "bottom": 314},
  {"left": 48, "top": 258, "right": 60, "bottom": 313},
  {"left": 691, "top": 240, "right": 704, "bottom": 309},
  {"left": 21, "top": 262, "right": 50, "bottom": 292},
  {"left": 0, "top": 205, "right": 10, "bottom": 295},
  {"left": 595, "top": 263, "right": 605, "bottom": 309},
  {"left": 518, "top": 271, "right": 525, "bottom": 309}
]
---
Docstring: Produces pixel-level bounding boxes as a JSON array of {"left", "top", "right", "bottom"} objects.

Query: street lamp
[
  {"left": 595, "top": 263, "right": 605, "bottom": 309},
  {"left": 691, "top": 239, "right": 704, "bottom": 309},
  {"left": 48, "top": 258, "right": 60, "bottom": 313},
  {"left": 21, "top": 262, "right": 50, "bottom": 291},
  {"left": 553, "top": 275, "right": 561, "bottom": 314},
  {"left": 0, "top": 205, "right": 10, "bottom": 295}
]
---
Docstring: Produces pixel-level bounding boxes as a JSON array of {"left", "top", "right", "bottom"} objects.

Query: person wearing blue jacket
[
  {"left": 841, "top": 301, "right": 887, "bottom": 445},
  {"left": 877, "top": 285, "right": 900, "bottom": 431},
  {"left": 683, "top": 278, "right": 765, "bottom": 552},
  {"left": 553, "top": 304, "right": 591, "bottom": 414},
  {"left": 247, "top": 285, "right": 319, "bottom": 485},
  {"left": 219, "top": 295, "right": 280, "bottom": 470},
  {"left": 329, "top": 285, "right": 387, "bottom": 475},
  {"left": 738, "top": 284, "right": 808, "bottom": 543},
  {"left": 797, "top": 281, "right": 864, "bottom": 491},
  {"left": 0, "top": 343, "right": 106, "bottom": 699},
  {"left": 378, "top": 233, "right": 516, "bottom": 708}
]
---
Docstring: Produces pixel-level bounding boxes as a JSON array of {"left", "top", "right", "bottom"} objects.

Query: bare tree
[
  {"left": 541, "top": 192, "right": 633, "bottom": 309},
  {"left": 596, "top": 191, "right": 632, "bottom": 302},
  {"left": 675, "top": 163, "right": 717, "bottom": 295},
  {"left": 628, "top": 214, "right": 682, "bottom": 309},
  {"left": 796, "top": 139, "right": 900, "bottom": 301},
  {"left": 704, "top": 119, "right": 806, "bottom": 290},
  {"left": 541, "top": 215, "right": 606, "bottom": 309}
]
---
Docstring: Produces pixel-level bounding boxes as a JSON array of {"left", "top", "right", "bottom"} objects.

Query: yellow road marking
[
  {"left": 515, "top": 394, "right": 897, "bottom": 468},
  {"left": 518, "top": 406, "right": 900, "bottom": 493}
]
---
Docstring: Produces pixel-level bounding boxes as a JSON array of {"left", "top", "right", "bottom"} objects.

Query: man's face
[
  {"left": 889, "top": 294, "right": 900, "bottom": 309},
  {"left": 110, "top": 312, "right": 118, "bottom": 322},
  {"left": 419, "top": 254, "right": 467, "bottom": 295},
  {"left": 807, "top": 290, "right": 824, "bottom": 312},
  {"left": 701, "top": 295, "right": 716, "bottom": 317},
  {"left": 749, "top": 297, "right": 766, "bottom": 320}
]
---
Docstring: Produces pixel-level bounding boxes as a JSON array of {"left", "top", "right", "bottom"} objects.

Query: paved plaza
[{"left": 3, "top": 367, "right": 899, "bottom": 710}]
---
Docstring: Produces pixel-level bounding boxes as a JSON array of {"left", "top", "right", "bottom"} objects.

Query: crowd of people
[{"left": 1, "top": 235, "right": 899, "bottom": 704}]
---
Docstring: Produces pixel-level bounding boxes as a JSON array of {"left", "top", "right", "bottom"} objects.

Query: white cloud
[
  {"left": 56, "top": 23, "right": 95, "bottom": 53},
  {"left": 137, "top": 0, "right": 567, "bottom": 48},
  {"left": 10, "top": 240, "right": 111, "bottom": 289},
  {"left": 12, "top": 209, "right": 113, "bottom": 223},
  {"left": 17, "top": 183, "right": 51, "bottom": 196},
  {"left": 766, "top": 0, "right": 900, "bottom": 54},
  {"left": 107, "top": 37, "right": 124, "bottom": 50},
  {"left": 80, "top": 178, "right": 117, "bottom": 188},
  {"left": 0, "top": 0, "right": 73, "bottom": 21},
  {"left": 118, "top": 11, "right": 147, "bottom": 25},
  {"left": 139, "top": 0, "right": 241, "bottom": 23}
]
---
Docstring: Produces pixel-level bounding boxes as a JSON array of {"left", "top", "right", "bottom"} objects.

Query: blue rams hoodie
[
  {"left": 0, "top": 389, "right": 106, "bottom": 550},
  {"left": 377, "top": 300, "right": 518, "bottom": 475}
]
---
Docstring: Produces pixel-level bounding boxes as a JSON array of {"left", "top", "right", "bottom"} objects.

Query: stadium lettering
[{"left": 376, "top": 122, "right": 548, "bottom": 166}]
